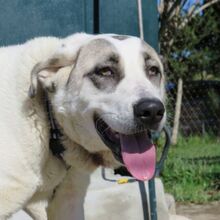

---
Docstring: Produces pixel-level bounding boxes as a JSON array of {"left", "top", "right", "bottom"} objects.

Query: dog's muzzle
[{"left": 94, "top": 114, "right": 157, "bottom": 181}]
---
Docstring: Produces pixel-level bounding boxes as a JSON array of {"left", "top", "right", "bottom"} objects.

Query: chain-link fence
[{"left": 166, "top": 79, "right": 220, "bottom": 138}]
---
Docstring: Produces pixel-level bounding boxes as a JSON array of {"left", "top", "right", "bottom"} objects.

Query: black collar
[{"left": 45, "top": 94, "right": 66, "bottom": 160}]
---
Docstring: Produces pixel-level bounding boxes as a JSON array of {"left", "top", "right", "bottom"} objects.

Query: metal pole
[
  {"left": 137, "top": 0, "right": 144, "bottom": 40},
  {"left": 93, "top": 0, "right": 100, "bottom": 34},
  {"left": 138, "top": 181, "right": 150, "bottom": 220},
  {"left": 149, "top": 179, "right": 157, "bottom": 220}
]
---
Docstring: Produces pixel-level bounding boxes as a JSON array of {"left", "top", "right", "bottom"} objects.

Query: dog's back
[{"left": 0, "top": 37, "right": 63, "bottom": 219}]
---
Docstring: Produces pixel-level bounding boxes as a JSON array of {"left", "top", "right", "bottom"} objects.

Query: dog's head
[{"left": 29, "top": 33, "right": 166, "bottom": 180}]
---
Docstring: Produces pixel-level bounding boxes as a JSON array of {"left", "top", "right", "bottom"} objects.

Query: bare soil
[{"left": 176, "top": 201, "right": 220, "bottom": 220}]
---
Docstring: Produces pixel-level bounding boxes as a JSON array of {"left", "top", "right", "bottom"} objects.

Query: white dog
[{"left": 0, "top": 33, "right": 166, "bottom": 220}]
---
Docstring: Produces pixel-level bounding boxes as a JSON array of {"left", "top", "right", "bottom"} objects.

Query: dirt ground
[{"left": 176, "top": 201, "right": 220, "bottom": 220}]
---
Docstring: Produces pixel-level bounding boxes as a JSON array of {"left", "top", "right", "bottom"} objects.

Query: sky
[
  {"left": 182, "top": 0, "right": 204, "bottom": 14},
  {"left": 157, "top": 0, "right": 204, "bottom": 12}
]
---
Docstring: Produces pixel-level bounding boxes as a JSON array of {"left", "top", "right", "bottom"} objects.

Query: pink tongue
[{"left": 120, "top": 132, "right": 156, "bottom": 181}]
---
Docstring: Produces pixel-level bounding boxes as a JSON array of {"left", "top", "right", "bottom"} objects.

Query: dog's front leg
[
  {"left": 24, "top": 191, "right": 52, "bottom": 220},
  {"left": 47, "top": 167, "right": 90, "bottom": 220}
]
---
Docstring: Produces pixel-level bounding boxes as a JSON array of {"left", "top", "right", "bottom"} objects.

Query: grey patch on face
[
  {"left": 87, "top": 53, "right": 124, "bottom": 92},
  {"left": 144, "top": 53, "right": 162, "bottom": 86},
  {"left": 48, "top": 58, "right": 60, "bottom": 66},
  {"left": 111, "top": 35, "right": 130, "bottom": 41},
  {"left": 70, "top": 38, "right": 124, "bottom": 92},
  {"left": 143, "top": 52, "right": 151, "bottom": 62},
  {"left": 141, "top": 41, "right": 164, "bottom": 86}
]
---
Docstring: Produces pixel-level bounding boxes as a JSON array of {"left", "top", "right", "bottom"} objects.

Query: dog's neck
[
  {"left": 61, "top": 137, "right": 119, "bottom": 172},
  {"left": 44, "top": 92, "right": 120, "bottom": 172}
]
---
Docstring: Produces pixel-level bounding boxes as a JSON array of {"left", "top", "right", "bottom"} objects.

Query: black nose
[{"left": 133, "top": 98, "right": 165, "bottom": 126}]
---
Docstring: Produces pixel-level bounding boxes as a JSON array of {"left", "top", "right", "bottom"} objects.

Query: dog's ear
[
  {"left": 28, "top": 55, "right": 74, "bottom": 98},
  {"left": 28, "top": 33, "right": 91, "bottom": 98}
]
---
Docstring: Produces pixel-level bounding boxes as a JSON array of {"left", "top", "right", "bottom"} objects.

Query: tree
[
  {"left": 157, "top": 1, "right": 220, "bottom": 142},
  {"left": 158, "top": 0, "right": 220, "bottom": 81}
]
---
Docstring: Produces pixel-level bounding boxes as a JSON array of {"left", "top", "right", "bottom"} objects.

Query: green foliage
[
  {"left": 158, "top": 1, "right": 220, "bottom": 203},
  {"left": 160, "top": 135, "right": 220, "bottom": 203},
  {"left": 160, "top": 4, "right": 220, "bottom": 81}
]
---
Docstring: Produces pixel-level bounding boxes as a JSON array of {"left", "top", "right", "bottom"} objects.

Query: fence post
[{"left": 171, "top": 78, "right": 183, "bottom": 145}]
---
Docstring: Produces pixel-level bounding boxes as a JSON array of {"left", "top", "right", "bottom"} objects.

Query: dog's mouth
[{"left": 94, "top": 115, "right": 156, "bottom": 181}]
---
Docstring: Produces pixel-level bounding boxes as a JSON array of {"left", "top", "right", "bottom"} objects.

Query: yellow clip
[{"left": 117, "top": 178, "right": 129, "bottom": 184}]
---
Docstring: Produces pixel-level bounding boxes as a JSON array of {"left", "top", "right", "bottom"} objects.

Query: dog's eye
[
  {"left": 95, "top": 67, "right": 114, "bottom": 77},
  {"left": 148, "top": 66, "right": 160, "bottom": 77}
]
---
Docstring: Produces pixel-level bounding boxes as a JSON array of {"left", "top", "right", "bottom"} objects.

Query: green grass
[{"left": 158, "top": 134, "right": 220, "bottom": 203}]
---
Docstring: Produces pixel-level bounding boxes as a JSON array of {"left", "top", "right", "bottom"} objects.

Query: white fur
[{"left": 0, "top": 33, "right": 165, "bottom": 220}]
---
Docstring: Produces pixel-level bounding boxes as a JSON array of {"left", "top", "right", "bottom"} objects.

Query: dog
[{"left": 0, "top": 33, "right": 166, "bottom": 220}]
